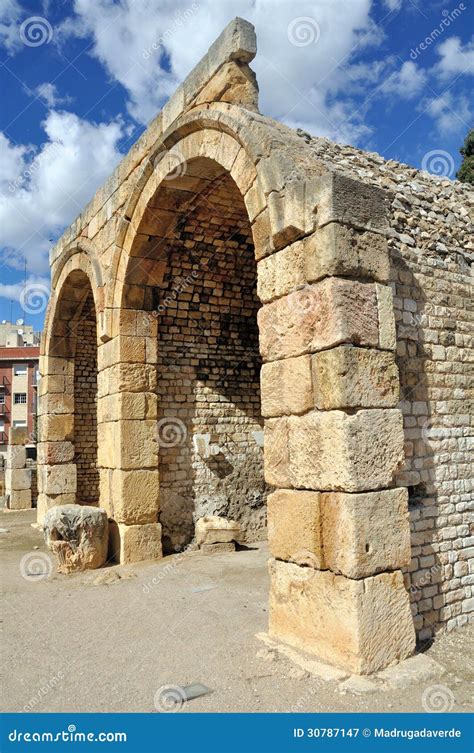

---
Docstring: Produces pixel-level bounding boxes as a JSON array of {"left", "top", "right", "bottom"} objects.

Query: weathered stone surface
[
  {"left": 5, "top": 468, "right": 32, "bottom": 491},
  {"left": 260, "top": 355, "right": 313, "bottom": 417},
  {"left": 288, "top": 409, "right": 405, "bottom": 492},
  {"left": 321, "top": 488, "right": 411, "bottom": 578},
  {"left": 6, "top": 445, "right": 26, "bottom": 469},
  {"left": 8, "top": 489, "right": 32, "bottom": 510},
  {"left": 264, "top": 417, "right": 291, "bottom": 487},
  {"left": 305, "top": 223, "right": 390, "bottom": 283},
  {"left": 110, "top": 469, "right": 159, "bottom": 524},
  {"left": 267, "top": 489, "right": 322, "bottom": 567},
  {"left": 314, "top": 172, "right": 389, "bottom": 233},
  {"left": 114, "top": 522, "right": 163, "bottom": 564},
  {"left": 257, "top": 243, "right": 305, "bottom": 303},
  {"left": 376, "top": 283, "right": 396, "bottom": 351},
  {"left": 312, "top": 346, "right": 399, "bottom": 409},
  {"left": 38, "top": 464, "right": 77, "bottom": 496},
  {"left": 43, "top": 504, "right": 108, "bottom": 573},
  {"left": 195, "top": 515, "right": 241, "bottom": 545},
  {"left": 269, "top": 559, "right": 416, "bottom": 674},
  {"left": 258, "top": 278, "right": 379, "bottom": 361},
  {"left": 37, "top": 441, "right": 75, "bottom": 466},
  {"left": 201, "top": 542, "right": 236, "bottom": 555}
]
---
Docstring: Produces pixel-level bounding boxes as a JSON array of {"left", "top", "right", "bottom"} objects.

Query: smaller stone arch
[{"left": 37, "top": 250, "right": 102, "bottom": 524}]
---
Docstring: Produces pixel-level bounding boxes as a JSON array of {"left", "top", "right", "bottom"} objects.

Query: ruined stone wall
[
  {"left": 74, "top": 293, "right": 99, "bottom": 504},
  {"left": 155, "top": 175, "right": 266, "bottom": 552},
  {"left": 304, "top": 132, "right": 473, "bottom": 638}
]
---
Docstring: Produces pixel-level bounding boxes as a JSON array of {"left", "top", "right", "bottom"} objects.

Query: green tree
[{"left": 457, "top": 129, "right": 474, "bottom": 184}]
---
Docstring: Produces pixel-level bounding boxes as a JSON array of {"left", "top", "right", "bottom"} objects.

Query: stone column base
[
  {"left": 268, "top": 559, "right": 415, "bottom": 675},
  {"left": 108, "top": 521, "right": 163, "bottom": 564}
]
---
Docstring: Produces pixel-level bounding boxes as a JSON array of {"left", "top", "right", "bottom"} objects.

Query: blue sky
[{"left": 0, "top": 0, "right": 473, "bottom": 331}]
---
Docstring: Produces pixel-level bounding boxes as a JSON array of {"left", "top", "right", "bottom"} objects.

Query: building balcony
[
  {"left": 0, "top": 403, "right": 8, "bottom": 414},
  {"left": 0, "top": 431, "right": 7, "bottom": 444}
]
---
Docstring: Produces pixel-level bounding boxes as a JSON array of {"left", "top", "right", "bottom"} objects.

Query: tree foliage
[{"left": 456, "top": 129, "right": 474, "bottom": 185}]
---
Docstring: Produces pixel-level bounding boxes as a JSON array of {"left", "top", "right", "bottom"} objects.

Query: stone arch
[
  {"left": 106, "top": 124, "right": 273, "bottom": 561},
  {"left": 37, "top": 253, "right": 102, "bottom": 524}
]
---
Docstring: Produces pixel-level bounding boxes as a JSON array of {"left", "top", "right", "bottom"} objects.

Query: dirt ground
[{"left": 1, "top": 509, "right": 473, "bottom": 713}]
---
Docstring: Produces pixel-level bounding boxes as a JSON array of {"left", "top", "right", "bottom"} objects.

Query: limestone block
[
  {"left": 98, "top": 336, "right": 146, "bottom": 370},
  {"left": 37, "top": 441, "right": 75, "bottom": 465},
  {"left": 192, "top": 61, "right": 258, "bottom": 112},
  {"left": 376, "top": 283, "right": 397, "bottom": 351},
  {"left": 288, "top": 409, "right": 405, "bottom": 492},
  {"left": 43, "top": 504, "right": 108, "bottom": 573},
  {"left": 269, "top": 559, "right": 416, "bottom": 674},
  {"left": 311, "top": 346, "right": 399, "bottom": 409},
  {"left": 252, "top": 209, "right": 273, "bottom": 261},
  {"left": 38, "top": 464, "right": 77, "bottom": 496},
  {"left": 195, "top": 515, "right": 241, "bottom": 546},
  {"left": 103, "top": 363, "right": 157, "bottom": 396},
  {"left": 9, "top": 489, "right": 31, "bottom": 510},
  {"left": 115, "top": 522, "right": 163, "bottom": 564},
  {"left": 267, "top": 490, "right": 323, "bottom": 567},
  {"left": 38, "top": 414, "right": 74, "bottom": 442},
  {"left": 260, "top": 355, "right": 313, "bottom": 417},
  {"left": 111, "top": 469, "right": 159, "bottom": 525},
  {"left": 258, "top": 278, "right": 379, "bottom": 362},
  {"left": 321, "top": 488, "right": 411, "bottom": 578},
  {"left": 314, "top": 172, "right": 388, "bottom": 233},
  {"left": 305, "top": 223, "right": 390, "bottom": 283},
  {"left": 8, "top": 427, "right": 28, "bottom": 446},
  {"left": 5, "top": 468, "right": 31, "bottom": 491},
  {"left": 264, "top": 417, "right": 291, "bottom": 488},
  {"left": 257, "top": 243, "right": 306, "bottom": 303},
  {"left": 6, "top": 445, "right": 26, "bottom": 469},
  {"left": 201, "top": 542, "right": 235, "bottom": 555},
  {"left": 37, "top": 393, "right": 74, "bottom": 416}
]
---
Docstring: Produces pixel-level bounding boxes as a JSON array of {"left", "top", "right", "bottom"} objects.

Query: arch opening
[
  {"left": 47, "top": 269, "right": 99, "bottom": 508},
  {"left": 124, "top": 156, "right": 268, "bottom": 553}
]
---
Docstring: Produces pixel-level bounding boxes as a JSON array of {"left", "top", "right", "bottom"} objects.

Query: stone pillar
[
  {"left": 97, "top": 309, "right": 162, "bottom": 564},
  {"left": 5, "top": 427, "right": 32, "bottom": 510},
  {"left": 36, "top": 352, "right": 76, "bottom": 524},
  {"left": 259, "top": 173, "right": 416, "bottom": 674}
]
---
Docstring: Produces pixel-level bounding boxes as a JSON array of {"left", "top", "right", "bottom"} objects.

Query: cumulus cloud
[
  {"left": 435, "top": 36, "right": 474, "bottom": 81},
  {"left": 0, "top": 274, "right": 50, "bottom": 305},
  {"left": 0, "top": 111, "right": 123, "bottom": 275},
  {"left": 424, "top": 91, "right": 473, "bottom": 135},
  {"left": 57, "top": 0, "right": 380, "bottom": 143},
  {"left": 380, "top": 60, "right": 427, "bottom": 99},
  {"left": 34, "top": 82, "right": 73, "bottom": 108},
  {"left": 0, "top": 0, "right": 22, "bottom": 52}
]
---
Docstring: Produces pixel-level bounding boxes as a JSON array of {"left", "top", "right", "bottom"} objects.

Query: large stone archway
[{"left": 38, "top": 18, "right": 420, "bottom": 674}]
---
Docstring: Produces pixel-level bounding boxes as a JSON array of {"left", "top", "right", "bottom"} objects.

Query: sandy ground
[{"left": 1, "top": 509, "right": 473, "bottom": 714}]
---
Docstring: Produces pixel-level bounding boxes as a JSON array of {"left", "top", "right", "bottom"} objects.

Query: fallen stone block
[
  {"left": 195, "top": 515, "right": 241, "bottom": 546},
  {"left": 201, "top": 542, "right": 235, "bottom": 555},
  {"left": 43, "top": 504, "right": 108, "bottom": 574}
]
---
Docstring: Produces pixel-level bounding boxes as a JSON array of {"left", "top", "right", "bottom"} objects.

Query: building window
[
  {"left": 0, "top": 420, "right": 4, "bottom": 432},
  {"left": 14, "top": 393, "right": 27, "bottom": 404},
  {"left": 13, "top": 420, "right": 27, "bottom": 428},
  {"left": 0, "top": 394, "right": 4, "bottom": 404},
  {"left": 13, "top": 364, "right": 28, "bottom": 376}
]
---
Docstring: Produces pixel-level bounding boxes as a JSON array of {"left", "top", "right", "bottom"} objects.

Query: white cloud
[
  {"left": 0, "top": 0, "right": 22, "bottom": 53},
  {"left": 380, "top": 60, "right": 427, "bottom": 99},
  {"left": 58, "top": 0, "right": 380, "bottom": 143},
  {"left": 0, "top": 275, "right": 50, "bottom": 304},
  {"left": 34, "top": 82, "right": 72, "bottom": 108},
  {"left": 383, "top": 0, "right": 402, "bottom": 10},
  {"left": 424, "top": 91, "right": 473, "bottom": 135},
  {"left": 435, "top": 36, "right": 474, "bottom": 80},
  {"left": 0, "top": 111, "right": 124, "bottom": 274}
]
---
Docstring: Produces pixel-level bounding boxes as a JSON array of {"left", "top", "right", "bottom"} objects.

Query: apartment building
[{"left": 0, "top": 324, "right": 40, "bottom": 460}]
